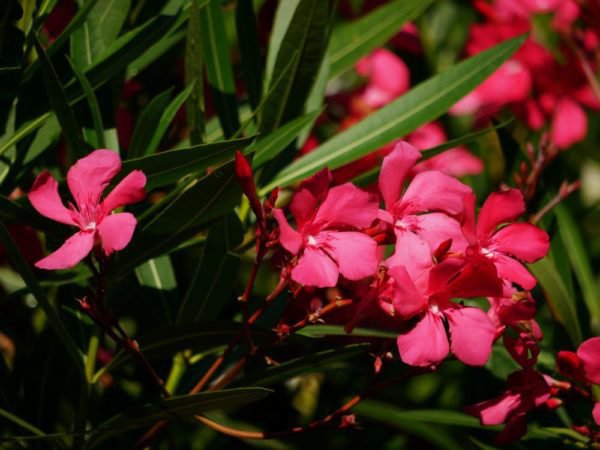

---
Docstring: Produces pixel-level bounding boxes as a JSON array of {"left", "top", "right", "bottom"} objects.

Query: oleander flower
[{"left": 29, "top": 150, "right": 146, "bottom": 270}]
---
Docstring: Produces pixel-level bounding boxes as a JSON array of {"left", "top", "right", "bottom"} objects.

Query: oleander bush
[{"left": 1, "top": 0, "right": 600, "bottom": 449}]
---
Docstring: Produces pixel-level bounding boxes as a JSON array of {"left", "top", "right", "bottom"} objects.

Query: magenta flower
[
  {"left": 29, "top": 150, "right": 146, "bottom": 270},
  {"left": 462, "top": 188, "right": 549, "bottom": 291},
  {"left": 356, "top": 49, "right": 410, "bottom": 108},
  {"left": 391, "top": 254, "right": 503, "bottom": 367},
  {"left": 378, "top": 142, "right": 472, "bottom": 266},
  {"left": 274, "top": 169, "right": 379, "bottom": 288},
  {"left": 466, "top": 368, "right": 551, "bottom": 445}
]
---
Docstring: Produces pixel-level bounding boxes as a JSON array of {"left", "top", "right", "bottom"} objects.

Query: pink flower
[
  {"left": 356, "top": 49, "right": 410, "bottom": 108},
  {"left": 392, "top": 254, "right": 503, "bottom": 367},
  {"left": 466, "top": 368, "right": 551, "bottom": 444},
  {"left": 378, "top": 142, "right": 473, "bottom": 265},
  {"left": 462, "top": 188, "right": 549, "bottom": 291},
  {"left": 29, "top": 150, "right": 146, "bottom": 270},
  {"left": 274, "top": 170, "right": 379, "bottom": 288}
]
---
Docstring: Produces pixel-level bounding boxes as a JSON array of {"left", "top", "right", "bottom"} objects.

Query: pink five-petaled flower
[
  {"left": 378, "top": 141, "right": 473, "bottom": 267},
  {"left": 465, "top": 368, "right": 552, "bottom": 445},
  {"left": 274, "top": 169, "right": 379, "bottom": 288},
  {"left": 391, "top": 253, "right": 503, "bottom": 368},
  {"left": 462, "top": 188, "right": 550, "bottom": 292},
  {"left": 29, "top": 150, "right": 146, "bottom": 270},
  {"left": 557, "top": 337, "right": 600, "bottom": 425}
]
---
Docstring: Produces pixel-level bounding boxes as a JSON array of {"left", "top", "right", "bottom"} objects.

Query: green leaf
[
  {"left": 0, "top": 221, "right": 83, "bottom": 373},
  {"left": 70, "top": 0, "right": 131, "bottom": 68},
  {"left": 0, "top": 407, "right": 46, "bottom": 438},
  {"left": 529, "top": 256, "right": 582, "bottom": 345},
  {"left": 146, "top": 84, "right": 195, "bottom": 156},
  {"left": 128, "top": 88, "right": 174, "bottom": 158},
  {"left": 553, "top": 203, "right": 600, "bottom": 334},
  {"left": 261, "top": 35, "right": 526, "bottom": 193},
  {"left": 108, "top": 163, "right": 241, "bottom": 278},
  {"left": 105, "top": 321, "right": 269, "bottom": 371},
  {"left": 199, "top": 0, "right": 240, "bottom": 137},
  {"left": 352, "top": 118, "right": 514, "bottom": 187},
  {"left": 121, "top": 136, "right": 255, "bottom": 190},
  {"left": 0, "top": 112, "right": 51, "bottom": 158},
  {"left": 21, "top": 0, "right": 100, "bottom": 82},
  {"left": 265, "top": 0, "right": 300, "bottom": 81},
  {"left": 89, "top": 388, "right": 272, "bottom": 447},
  {"left": 251, "top": 111, "right": 320, "bottom": 168},
  {"left": 185, "top": 0, "right": 205, "bottom": 145},
  {"left": 237, "top": 344, "right": 370, "bottom": 387},
  {"left": 33, "top": 37, "right": 88, "bottom": 161},
  {"left": 67, "top": 58, "right": 105, "bottom": 148},
  {"left": 177, "top": 213, "right": 243, "bottom": 323},
  {"left": 135, "top": 255, "right": 178, "bottom": 323},
  {"left": 327, "top": 0, "right": 432, "bottom": 78},
  {"left": 296, "top": 325, "right": 396, "bottom": 339},
  {"left": 258, "top": 0, "right": 329, "bottom": 134},
  {"left": 235, "top": 0, "right": 263, "bottom": 110}
]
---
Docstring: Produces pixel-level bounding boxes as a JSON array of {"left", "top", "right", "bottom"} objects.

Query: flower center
[
  {"left": 481, "top": 247, "right": 495, "bottom": 259},
  {"left": 307, "top": 235, "right": 318, "bottom": 246}
]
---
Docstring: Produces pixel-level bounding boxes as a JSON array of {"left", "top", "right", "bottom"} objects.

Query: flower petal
[
  {"left": 102, "top": 170, "right": 146, "bottom": 213},
  {"left": 593, "top": 402, "right": 600, "bottom": 426},
  {"left": 492, "top": 222, "right": 549, "bottom": 262},
  {"left": 378, "top": 141, "right": 421, "bottom": 209},
  {"left": 465, "top": 393, "right": 522, "bottom": 425},
  {"left": 417, "top": 213, "right": 469, "bottom": 253},
  {"left": 402, "top": 170, "right": 472, "bottom": 216},
  {"left": 445, "top": 306, "right": 496, "bottom": 366},
  {"left": 313, "top": 183, "right": 378, "bottom": 229},
  {"left": 477, "top": 189, "right": 525, "bottom": 238},
  {"left": 326, "top": 231, "right": 378, "bottom": 281},
  {"left": 290, "top": 188, "right": 318, "bottom": 230},
  {"left": 396, "top": 311, "right": 449, "bottom": 367},
  {"left": 494, "top": 253, "right": 537, "bottom": 290},
  {"left": 67, "top": 149, "right": 121, "bottom": 208},
  {"left": 292, "top": 247, "right": 339, "bottom": 288},
  {"left": 577, "top": 337, "right": 600, "bottom": 385},
  {"left": 388, "top": 265, "right": 428, "bottom": 318},
  {"left": 97, "top": 213, "right": 137, "bottom": 255},
  {"left": 35, "top": 231, "right": 95, "bottom": 270},
  {"left": 28, "top": 171, "right": 77, "bottom": 226},
  {"left": 551, "top": 98, "right": 587, "bottom": 149},
  {"left": 386, "top": 230, "right": 432, "bottom": 284},
  {"left": 273, "top": 209, "right": 303, "bottom": 255}
]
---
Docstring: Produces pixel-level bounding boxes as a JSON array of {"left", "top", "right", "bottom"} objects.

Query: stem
[{"left": 531, "top": 181, "right": 580, "bottom": 225}]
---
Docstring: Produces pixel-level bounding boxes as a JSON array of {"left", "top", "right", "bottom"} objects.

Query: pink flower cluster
[
  {"left": 275, "top": 141, "right": 550, "bottom": 368},
  {"left": 451, "top": 0, "right": 600, "bottom": 149}
]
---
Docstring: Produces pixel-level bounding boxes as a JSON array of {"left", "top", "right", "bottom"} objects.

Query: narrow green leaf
[
  {"left": 235, "top": 0, "right": 263, "bottom": 110},
  {"left": 70, "top": 0, "right": 131, "bottom": 68},
  {"left": 238, "top": 344, "right": 370, "bottom": 387},
  {"left": 327, "top": 0, "right": 432, "bottom": 78},
  {"left": 529, "top": 256, "right": 582, "bottom": 345},
  {"left": 135, "top": 255, "right": 178, "bottom": 324},
  {"left": 554, "top": 203, "right": 600, "bottom": 334},
  {"left": 128, "top": 88, "right": 174, "bottom": 157},
  {"left": 22, "top": 0, "right": 100, "bottom": 82},
  {"left": 106, "top": 321, "right": 269, "bottom": 371},
  {"left": 251, "top": 111, "right": 320, "bottom": 168},
  {"left": 121, "top": 136, "right": 255, "bottom": 190},
  {"left": 259, "top": 0, "right": 329, "bottom": 134},
  {"left": 296, "top": 325, "right": 396, "bottom": 339},
  {"left": 261, "top": 35, "right": 526, "bottom": 193},
  {"left": 145, "top": 84, "right": 194, "bottom": 156},
  {"left": 0, "top": 221, "right": 83, "bottom": 372},
  {"left": 178, "top": 213, "right": 243, "bottom": 323},
  {"left": 199, "top": 0, "right": 240, "bottom": 137},
  {"left": 185, "top": 0, "right": 205, "bottom": 145},
  {"left": 67, "top": 58, "right": 105, "bottom": 148},
  {"left": 0, "top": 407, "right": 46, "bottom": 437},
  {"left": 33, "top": 37, "right": 88, "bottom": 161},
  {"left": 0, "top": 112, "right": 51, "bottom": 158},
  {"left": 265, "top": 0, "right": 300, "bottom": 81},
  {"left": 89, "top": 388, "right": 272, "bottom": 447},
  {"left": 352, "top": 118, "right": 514, "bottom": 187}
]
